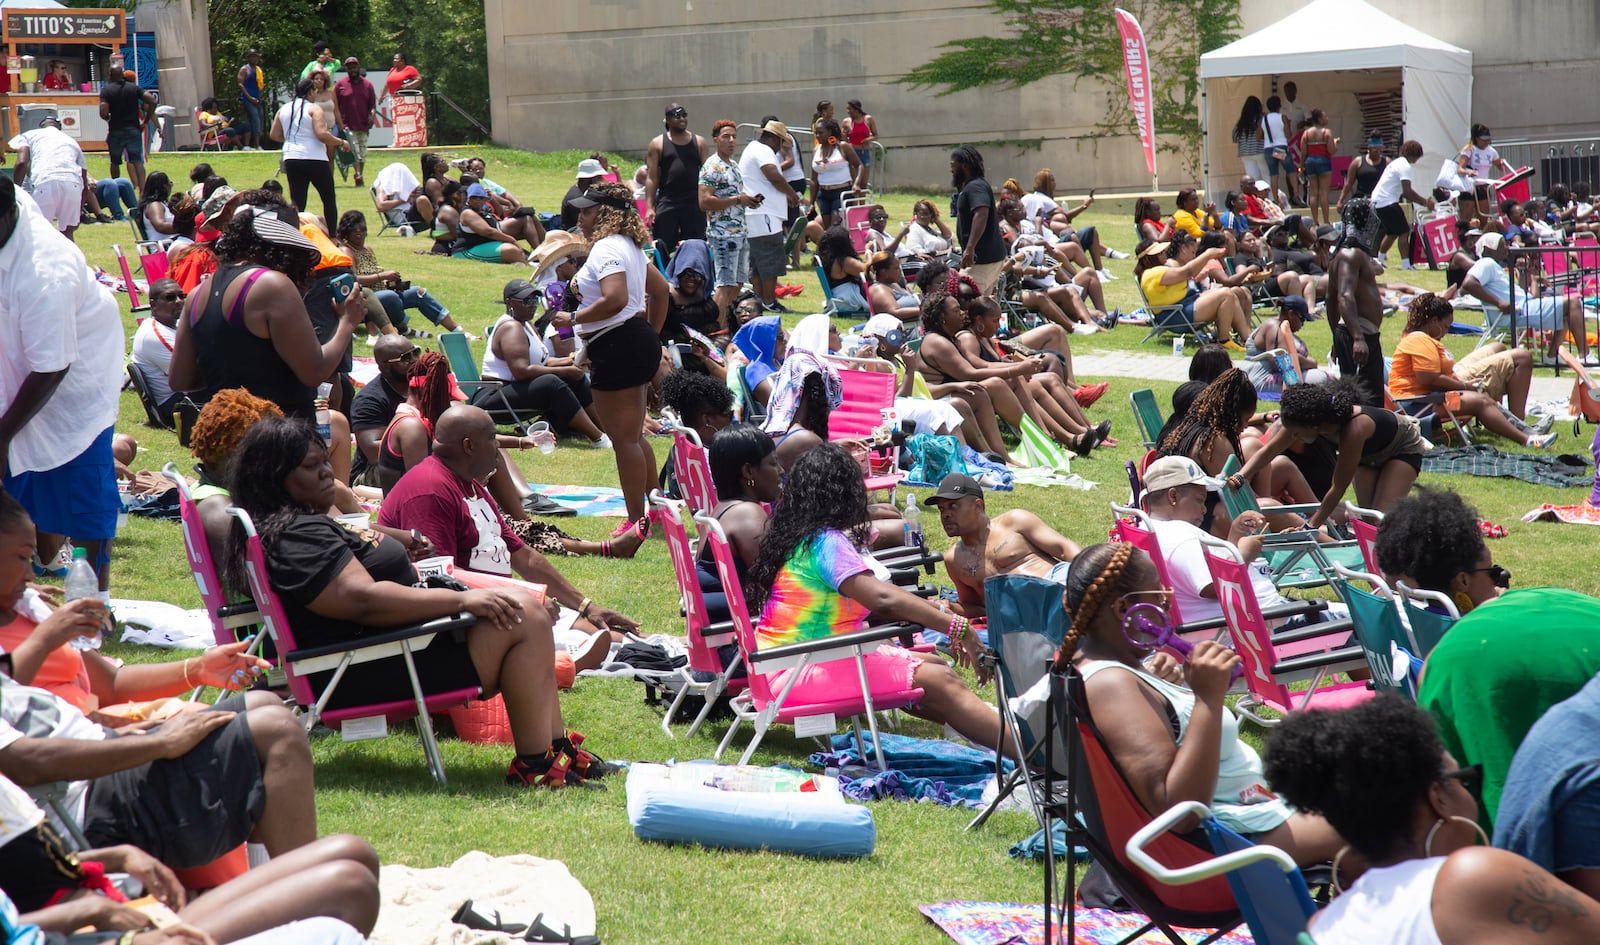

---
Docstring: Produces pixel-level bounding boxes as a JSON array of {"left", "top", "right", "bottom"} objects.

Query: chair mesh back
[
  {"left": 241, "top": 531, "right": 316, "bottom": 709},
  {"left": 1403, "top": 604, "right": 1455, "bottom": 657},
  {"left": 1203, "top": 545, "right": 1291, "bottom": 709},
  {"left": 174, "top": 482, "right": 233, "bottom": 647},
  {"left": 671, "top": 430, "right": 718, "bottom": 514},
  {"left": 1351, "top": 518, "right": 1380, "bottom": 573},
  {"left": 830, "top": 369, "right": 895, "bottom": 440},
  {"left": 983, "top": 575, "right": 1069, "bottom": 767},
  {"left": 438, "top": 331, "right": 483, "bottom": 384},
  {"left": 653, "top": 498, "right": 720, "bottom": 675},
  {"left": 697, "top": 518, "right": 771, "bottom": 706},
  {"left": 1112, "top": 514, "right": 1189, "bottom": 626},
  {"left": 1334, "top": 579, "right": 1409, "bottom": 696},
  {"left": 1202, "top": 819, "right": 1317, "bottom": 945}
]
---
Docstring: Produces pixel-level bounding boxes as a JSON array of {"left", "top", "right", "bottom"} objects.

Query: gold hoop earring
[
  {"left": 1331, "top": 845, "right": 1351, "bottom": 894},
  {"left": 1452, "top": 591, "right": 1474, "bottom": 614},
  {"left": 1423, "top": 815, "right": 1489, "bottom": 857}
]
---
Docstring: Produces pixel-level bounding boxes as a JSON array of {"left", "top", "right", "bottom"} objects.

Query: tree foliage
[
  {"left": 896, "top": 0, "right": 1240, "bottom": 181},
  {"left": 205, "top": 0, "right": 371, "bottom": 103},
  {"left": 376, "top": 0, "right": 488, "bottom": 144}
]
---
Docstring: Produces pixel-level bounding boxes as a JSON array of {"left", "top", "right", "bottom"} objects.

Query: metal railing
[{"left": 1491, "top": 137, "right": 1600, "bottom": 198}]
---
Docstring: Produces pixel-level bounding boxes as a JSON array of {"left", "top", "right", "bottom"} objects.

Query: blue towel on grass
[{"left": 809, "top": 732, "right": 1010, "bottom": 809}]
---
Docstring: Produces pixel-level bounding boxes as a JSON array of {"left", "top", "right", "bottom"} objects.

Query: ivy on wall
[{"left": 896, "top": 0, "right": 1240, "bottom": 183}]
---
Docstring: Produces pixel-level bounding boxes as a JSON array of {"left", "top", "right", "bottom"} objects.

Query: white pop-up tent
[{"left": 1198, "top": 0, "right": 1471, "bottom": 199}]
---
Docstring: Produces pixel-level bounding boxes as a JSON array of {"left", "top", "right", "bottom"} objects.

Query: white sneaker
[
  {"left": 1529, "top": 432, "right": 1558, "bottom": 450},
  {"left": 1401, "top": 260, "right": 1415, "bottom": 270},
  {"left": 590, "top": 434, "right": 613, "bottom": 449},
  {"left": 1096, "top": 268, "right": 1118, "bottom": 281},
  {"left": 1105, "top": 248, "right": 1130, "bottom": 259}
]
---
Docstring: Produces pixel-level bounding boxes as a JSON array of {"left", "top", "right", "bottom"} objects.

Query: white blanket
[{"left": 371, "top": 851, "right": 595, "bottom": 945}]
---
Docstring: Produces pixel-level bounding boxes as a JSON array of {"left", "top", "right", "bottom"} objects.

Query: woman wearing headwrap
[
  {"left": 662, "top": 238, "right": 720, "bottom": 342},
  {"left": 787, "top": 312, "right": 841, "bottom": 357},
  {"left": 761, "top": 349, "right": 843, "bottom": 471},
  {"left": 729, "top": 314, "right": 786, "bottom": 407}
]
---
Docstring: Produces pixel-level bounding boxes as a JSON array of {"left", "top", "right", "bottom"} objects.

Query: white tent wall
[{"left": 1202, "top": 69, "right": 1402, "bottom": 199}]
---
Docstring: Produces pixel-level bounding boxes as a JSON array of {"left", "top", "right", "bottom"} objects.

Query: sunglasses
[
  {"left": 1120, "top": 587, "right": 1174, "bottom": 607},
  {"left": 385, "top": 347, "right": 422, "bottom": 364},
  {"left": 1440, "top": 763, "right": 1483, "bottom": 796},
  {"left": 157, "top": 292, "right": 186, "bottom": 302},
  {"left": 1466, "top": 564, "right": 1512, "bottom": 588}
]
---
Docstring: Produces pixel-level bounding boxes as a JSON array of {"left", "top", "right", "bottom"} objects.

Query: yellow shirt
[
  {"left": 1173, "top": 208, "right": 1214, "bottom": 238},
  {"left": 1140, "top": 265, "right": 1188, "bottom": 307}
]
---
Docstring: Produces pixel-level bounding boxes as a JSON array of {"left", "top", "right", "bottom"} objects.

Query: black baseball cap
[
  {"left": 1279, "top": 294, "right": 1309, "bottom": 316},
  {"left": 503, "top": 278, "right": 539, "bottom": 302},
  {"left": 924, "top": 473, "right": 984, "bottom": 505}
]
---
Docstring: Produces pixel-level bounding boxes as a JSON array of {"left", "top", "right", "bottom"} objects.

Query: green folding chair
[
  {"left": 1330, "top": 564, "right": 1420, "bottom": 700},
  {"left": 1130, "top": 388, "right": 1164, "bottom": 449},
  {"left": 1218, "top": 454, "right": 1365, "bottom": 589},
  {"left": 437, "top": 330, "right": 533, "bottom": 432}
]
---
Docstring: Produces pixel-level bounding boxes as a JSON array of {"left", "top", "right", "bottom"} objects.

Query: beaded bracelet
[{"left": 948, "top": 615, "right": 969, "bottom": 642}]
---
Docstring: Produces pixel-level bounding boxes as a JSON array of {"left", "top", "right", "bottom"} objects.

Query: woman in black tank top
[
  {"left": 1230, "top": 377, "right": 1423, "bottom": 530},
  {"left": 1339, "top": 138, "right": 1391, "bottom": 205}
]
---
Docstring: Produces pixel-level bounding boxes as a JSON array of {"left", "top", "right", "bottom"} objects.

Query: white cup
[
  {"left": 414, "top": 556, "right": 454, "bottom": 580},
  {"left": 1172, "top": 336, "right": 1186, "bottom": 358},
  {"left": 527, "top": 421, "right": 555, "bottom": 455},
  {"left": 335, "top": 512, "right": 370, "bottom": 530}
]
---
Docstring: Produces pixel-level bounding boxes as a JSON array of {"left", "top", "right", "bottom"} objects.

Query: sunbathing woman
[
  {"left": 1229, "top": 377, "right": 1425, "bottom": 528},
  {"left": 958, "top": 297, "right": 1110, "bottom": 450},
  {"left": 1056, "top": 542, "right": 1343, "bottom": 864}
]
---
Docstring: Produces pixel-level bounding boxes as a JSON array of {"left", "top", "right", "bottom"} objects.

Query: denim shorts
[
  {"left": 1303, "top": 154, "right": 1332, "bottom": 176},
  {"left": 1265, "top": 147, "right": 1289, "bottom": 177},
  {"left": 709, "top": 234, "right": 750, "bottom": 288}
]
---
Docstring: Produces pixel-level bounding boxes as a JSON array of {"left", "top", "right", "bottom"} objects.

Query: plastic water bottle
[
  {"left": 902, "top": 493, "right": 924, "bottom": 550},
  {"left": 64, "top": 547, "right": 102, "bottom": 651},
  {"left": 315, "top": 383, "right": 333, "bottom": 445}
]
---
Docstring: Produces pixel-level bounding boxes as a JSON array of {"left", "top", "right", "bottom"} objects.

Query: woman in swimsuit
[{"left": 957, "top": 297, "right": 1107, "bottom": 454}]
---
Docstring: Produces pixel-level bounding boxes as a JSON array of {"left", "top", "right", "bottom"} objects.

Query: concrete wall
[
  {"left": 484, "top": 0, "right": 1173, "bottom": 194},
  {"left": 1237, "top": 0, "right": 1600, "bottom": 142},
  {"left": 484, "top": 0, "right": 1600, "bottom": 192}
]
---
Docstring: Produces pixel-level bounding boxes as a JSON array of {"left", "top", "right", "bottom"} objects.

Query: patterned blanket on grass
[
  {"left": 1421, "top": 445, "right": 1592, "bottom": 488},
  {"left": 809, "top": 732, "right": 1010, "bottom": 808},
  {"left": 1523, "top": 502, "right": 1600, "bottom": 525},
  {"left": 525, "top": 484, "right": 628, "bottom": 517},
  {"left": 919, "top": 901, "right": 1254, "bottom": 945}
]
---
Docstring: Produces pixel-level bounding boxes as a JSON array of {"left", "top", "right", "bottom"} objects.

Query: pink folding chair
[
  {"left": 227, "top": 506, "right": 478, "bottom": 786},
  {"left": 138, "top": 240, "right": 170, "bottom": 281},
  {"left": 1198, "top": 534, "right": 1371, "bottom": 726},
  {"left": 670, "top": 427, "right": 717, "bottom": 514},
  {"left": 111, "top": 244, "right": 148, "bottom": 312},
  {"left": 1340, "top": 501, "right": 1384, "bottom": 576},
  {"left": 650, "top": 491, "right": 744, "bottom": 738},
  {"left": 829, "top": 366, "right": 905, "bottom": 498},
  {"left": 161, "top": 464, "right": 260, "bottom": 649},
  {"left": 843, "top": 197, "right": 873, "bottom": 253},
  {"left": 698, "top": 512, "right": 923, "bottom": 770}
]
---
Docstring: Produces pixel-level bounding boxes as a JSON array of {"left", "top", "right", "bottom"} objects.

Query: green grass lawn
[{"left": 50, "top": 145, "right": 1600, "bottom": 944}]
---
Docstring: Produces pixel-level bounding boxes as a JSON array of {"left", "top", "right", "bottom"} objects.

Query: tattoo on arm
[{"left": 1505, "top": 868, "right": 1588, "bottom": 933}]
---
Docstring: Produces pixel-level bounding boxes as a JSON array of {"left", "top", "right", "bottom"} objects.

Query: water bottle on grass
[{"left": 65, "top": 547, "right": 101, "bottom": 651}]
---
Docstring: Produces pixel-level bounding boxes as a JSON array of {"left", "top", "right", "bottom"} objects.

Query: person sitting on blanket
[
  {"left": 1052, "top": 541, "right": 1344, "bottom": 864},
  {"left": 746, "top": 443, "right": 1004, "bottom": 750},
  {"left": 221, "top": 415, "right": 618, "bottom": 789},
  {"left": 929, "top": 472, "right": 1080, "bottom": 618},
  {"left": 1388, "top": 292, "right": 1556, "bottom": 448},
  {"left": 1376, "top": 487, "right": 1600, "bottom": 832},
  {"left": 0, "top": 771, "right": 377, "bottom": 944},
  {"left": 1142, "top": 455, "right": 1345, "bottom": 627},
  {"left": 1462, "top": 232, "right": 1592, "bottom": 365},
  {"left": 1263, "top": 695, "right": 1600, "bottom": 944},
  {"left": 0, "top": 490, "right": 270, "bottom": 717}
]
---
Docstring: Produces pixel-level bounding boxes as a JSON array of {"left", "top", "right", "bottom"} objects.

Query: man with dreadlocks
[
  {"left": 951, "top": 145, "right": 1007, "bottom": 295},
  {"left": 1328, "top": 197, "right": 1387, "bottom": 406}
]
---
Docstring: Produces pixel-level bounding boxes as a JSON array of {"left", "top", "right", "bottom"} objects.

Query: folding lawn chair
[
  {"left": 843, "top": 196, "right": 873, "bottom": 253},
  {"left": 1130, "top": 388, "right": 1164, "bottom": 449},
  {"left": 1197, "top": 534, "right": 1370, "bottom": 726},
  {"left": 111, "top": 244, "right": 149, "bottom": 312},
  {"left": 1330, "top": 563, "right": 1420, "bottom": 699},
  {"left": 161, "top": 465, "right": 261, "bottom": 650},
  {"left": 1393, "top": 580, "right": 1459, "bottom": 657},
  {"left": 699, "top": 512, "right": 923, "bottom": 771},
  {"left": 668, "top": 427, "right": 717, "bottom": 514},
  {"left": 1217, "top": 455, "right": 1364, "bottom": 590},
  {"left": 369, "top": 186, "right": 398, "bottom": 237},
  {"left": 1245, "top": 348, "right": 1301, "bottom": 403},
  {"left": 1129, "top": 801, "right": 1320, "bottom": 945},
  {"left": 1138, "top": 279, "right": 1207, "bottom": 345},
  {"left": 829, "top": 365, "right": 906, "bottom": 500},
  {"left": 966, "top": 573, "right": 1070, "bottom": 831},
  {"left": 734, "top": 364, "right": 768, "bottom": 426},
  {"left": 438, "top": 330, "right": 534, "bottom": 433},
  {"left": 1040, "top": 664, "right": 1247, "bottom": 945},
  {"left": 651, "top": 492, "right": 743, "bottom": 738},
  {"left": 228, "top": 507, "right": 479, "bottom": 786},
  {"left": 1339, "top": 502, "right": 1384, "bottom": 574},
  {"left": 813, "top": 262, "right": 869, "bottom": 318}
]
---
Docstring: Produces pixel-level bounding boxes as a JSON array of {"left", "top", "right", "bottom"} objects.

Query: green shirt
[
  {"left": 1418, "top": 587, "right": 1600, "bottom": 829},
  {"left": 300, "top": 59, "right": 336, "bottom": 81}
]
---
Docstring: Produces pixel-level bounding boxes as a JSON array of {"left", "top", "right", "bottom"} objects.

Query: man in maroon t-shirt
[
  {"left": 335, "top": 57, "right": 378, "bottom": 186},
  {"left": 378, "top": 406, "right": 638, "bottom": 633}
]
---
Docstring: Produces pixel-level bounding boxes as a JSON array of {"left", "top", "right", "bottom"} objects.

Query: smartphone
[{"left": 330, "top": 272, "right": 357, "bottom": 305}]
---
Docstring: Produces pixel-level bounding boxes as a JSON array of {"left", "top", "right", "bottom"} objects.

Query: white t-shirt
[
  {"left": 1149, "top": 517, "right": 1286, "bottom": 624},
  {"left": 573, "top": 233, "right": 645, "bottom": 337},
  {"left": 7, "top": 127, "right": 85, "bottom": 187},
  {"left": 1020, "top": 191, "right": 1058, "bottom": 225},
  {"left": 482, "top": 311, "right": 548, "bottom": 380},
  {"left": 904, "top": 222, "right": 952, "bottom": 256},
  {"left": 276, "top": 99, "right": 327, "bottom": 162},
  {"left": 1370, "top": 156, "right": 1415, "bottom": 208},
  {"left": 812, "top": 146, "right": 852, "bottom": 187},
  {"left": 131, "top": 317, "right": 177, "bottom": 404},
  {"left": 1263, "top": 112, "right": 1288, "bottom": 148},
  {"left": 1462, "top": 143, "right": 1499, "bottom": 179},
  {"left": 1466, "top": 256, "right": 1523, "bottom": 307},
  {"left": 1282, "top": 100, "right": 1310, "bottom": 136},
  {"left": 0, "top": 192, "right": 124, "bottom": 472},
  {"left": 738, "top": 140, "right": 787, "bottom": 238},
  {"left": 781, "top": 133, "right": 807, "bottom": 185}
]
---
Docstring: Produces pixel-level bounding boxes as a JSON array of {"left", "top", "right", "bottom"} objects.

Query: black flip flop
[
  {"left": 453, "top": 899, "right": 529, "bottom": 935},
  {"left": 523, "top": 912, "right": 601, "bottom": 944}
]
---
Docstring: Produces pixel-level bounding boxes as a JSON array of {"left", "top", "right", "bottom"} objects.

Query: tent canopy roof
[{"left": 1200, "top": 0, "right": 1471, "bottom": 79}]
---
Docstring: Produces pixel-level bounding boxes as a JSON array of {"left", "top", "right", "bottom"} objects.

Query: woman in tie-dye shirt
[{"left": 746, "top": 443, "right": 1002, "bottom": 749}]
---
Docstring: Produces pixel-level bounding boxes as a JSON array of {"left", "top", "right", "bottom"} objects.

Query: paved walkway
[{"left": 1075, "top": 351, "right": 1574, "bottom": 405}]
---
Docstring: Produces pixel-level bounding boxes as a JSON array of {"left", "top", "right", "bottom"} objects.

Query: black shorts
[
  {"left": 83, "top": 696, "right": 265, "bottom": 869},
  {"left": 1375, "top": 203, "right": 1410, "bottom": 236},
  {"left": 583, "top": 316, "right": 662, "bottom": 391},
  {"left": 311, "top": 625, "right": 481, "bottom": 711}
]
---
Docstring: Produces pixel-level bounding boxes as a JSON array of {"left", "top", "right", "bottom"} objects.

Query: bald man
[
  {"left": 378, "top": 405, "right": 639, "bottom": 633},
  {"left": 349, "top": 333, "right": 416, "bottom": 485}
]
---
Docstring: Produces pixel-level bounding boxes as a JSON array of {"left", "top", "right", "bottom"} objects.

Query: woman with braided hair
[
  {"left": 1054, "top": 542, "right": 1343, "bottom": 860},
  {"left": 746, "top": 443, "right": 1002, "bottom": 749},
  {"left": 1229, "top": 376, "right": 1425, "bottom": 528},
  {"left": 1157, "top": 368, "right": 1319, "bottom": 531}
]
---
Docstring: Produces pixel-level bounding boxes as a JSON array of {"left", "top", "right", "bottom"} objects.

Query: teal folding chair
[
  {"left": 437, "top": 330, "right": 532, "bottom": 432},
  {"left": 1330, "top": 564, "right": 1421, "bottom": 700},
  {"left": 1217, "top": 454, "right": 1365, "bottom": 589},
  {"left": 1394, "top": 580, "right": 1459, "bottom": 657},
  {"left": 1130, "top": 388, "right": 1165, "bottom": 450}
]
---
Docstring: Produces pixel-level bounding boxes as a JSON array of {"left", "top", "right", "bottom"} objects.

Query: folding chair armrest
[
  {"left": 1271, "top": 643, "right": 1366, "bottom": 676},
  {"left": 701, "top": 621, "right": 737, "bottom": 647},
  {"left": 216, "top": 601, "right": 259, "bottom": 620},
  {"left": 1270, "top": 617, "right": 1352, "bottom": 646},
  {"left": 877, "top": 546, "right": 945, "bottom": 573},
  {"left": 1174, "top": 615, "right": 1229, "bottom": 636},
  {"left": 284, "top": 613, "right": 474, "bottom": 663},
  {"left": 1128, "top": 801, "right": 1298, "bottom": 886},
  {"left": 455, "top": 377, "right": 504, "bottom": 393},
  {"left": 1260, "top": 599, "right": 1327, "bottom": 622},
  {"left": 748, "top": 621, "right": 919, "bottom": 666}
]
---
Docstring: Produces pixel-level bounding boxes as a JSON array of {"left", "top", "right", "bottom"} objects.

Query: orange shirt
[
  {"left": 1388, "top": 330, "right": 1453, "bottom": 400},
  {"left": 0, "top": 610, "right": 95, "bottom": 712}
]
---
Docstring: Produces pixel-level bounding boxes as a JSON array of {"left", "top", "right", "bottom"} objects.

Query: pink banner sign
[{"left": 1114, "top": 8, "right": 1157, "bottom": 180}]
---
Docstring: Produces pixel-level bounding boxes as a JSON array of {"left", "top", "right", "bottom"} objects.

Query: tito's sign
[{"left": 3, "top": 10, "right": 125, "bottom": 43}]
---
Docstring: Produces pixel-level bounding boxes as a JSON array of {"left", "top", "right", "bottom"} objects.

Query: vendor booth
[
  {"left": 1198, "top": 0, "right": 1472, "bottom": 199},
  {"left": 1, "top": 3, "right": 128, "bottom": 149}
]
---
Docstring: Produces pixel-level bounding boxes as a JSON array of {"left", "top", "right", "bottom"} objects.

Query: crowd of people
[{"left": 7, "top": 63, "right": 1600, "bottom": 943}]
